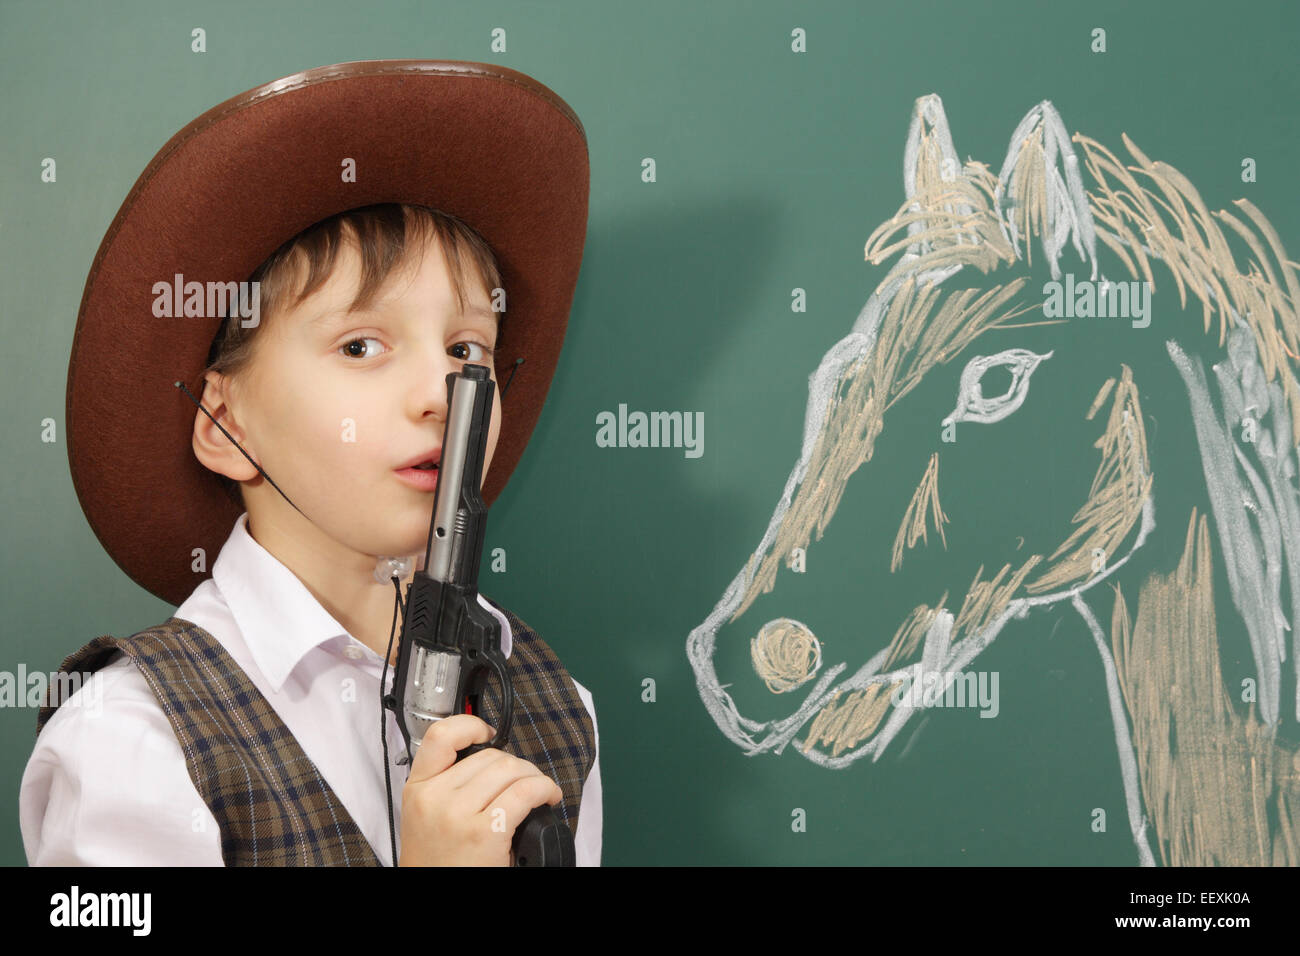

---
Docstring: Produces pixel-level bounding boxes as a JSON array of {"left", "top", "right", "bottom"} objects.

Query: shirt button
[{"left": 343, "top": 644, "right": 365, "bottom": 660}]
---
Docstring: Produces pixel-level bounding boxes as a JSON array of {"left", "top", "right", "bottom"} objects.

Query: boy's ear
[{"left": 192, "top": 371, "right": 261, "bottom": 483}]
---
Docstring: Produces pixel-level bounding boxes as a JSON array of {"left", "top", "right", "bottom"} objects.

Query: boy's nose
[{"left": 410, "top": 346, "right": 461, "bottom": 418}]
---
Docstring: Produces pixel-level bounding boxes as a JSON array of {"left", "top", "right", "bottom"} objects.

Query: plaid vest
[{"left": 35, "top": 598, "right": 596, "bottom": 866}]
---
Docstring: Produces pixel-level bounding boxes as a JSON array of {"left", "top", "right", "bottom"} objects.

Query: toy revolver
[{"left": 386, "top": 363, "right": 575, "bottom": 867}]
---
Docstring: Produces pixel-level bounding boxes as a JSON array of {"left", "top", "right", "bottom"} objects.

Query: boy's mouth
[
  {"left": 394, "top": 449, "right": 442, "bottom": 489},
  {"left": 395, "top": 448, "right": 442, "bottom": 470}
]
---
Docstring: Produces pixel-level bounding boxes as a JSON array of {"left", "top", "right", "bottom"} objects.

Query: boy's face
[{"left": 218, "top": 233, "right": 501, "bottom": 568}]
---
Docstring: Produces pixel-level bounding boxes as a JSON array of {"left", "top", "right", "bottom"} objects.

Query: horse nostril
[{"left": 751, "top": 618, "right": 822, "bottom": 694}]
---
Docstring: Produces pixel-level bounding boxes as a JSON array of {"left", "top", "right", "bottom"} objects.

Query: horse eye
[{"left": 943, "top": 348, "right": 1053, "bottom": 426}]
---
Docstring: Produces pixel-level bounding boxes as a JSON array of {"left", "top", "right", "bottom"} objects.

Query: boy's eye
[
  {"left": 450, "top": 341, "right": 494, "bottom": 363},
  {"left": 340, "top": 337, "right": 387, "bottom": 359}
]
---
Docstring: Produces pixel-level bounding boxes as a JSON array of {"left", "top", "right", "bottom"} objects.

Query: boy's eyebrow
[
  {"left": 462, "top": 304, "right": 501, "bottom": 324},
  {"left": 308, "top": 303, "right": 500, "bottom": 328}
]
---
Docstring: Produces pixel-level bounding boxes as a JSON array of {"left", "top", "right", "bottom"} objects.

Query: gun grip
[{"left": 512, "top": 805, "right": 575, "bottom": 867}]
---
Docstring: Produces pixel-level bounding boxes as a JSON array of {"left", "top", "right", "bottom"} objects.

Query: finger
[
  {"left": 405, "top": 714, "right": 494, "bottom": 784},
  {"left": 481, "top": 775, "right": 568, "bottom": 837},
  {"left": 456, "top": 755, "right": 562, "bottom": 815},
  {"left": 423, "top": 745, "right": 516, "bottom": 791}
]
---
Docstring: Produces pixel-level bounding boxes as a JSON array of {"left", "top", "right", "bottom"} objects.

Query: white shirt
[{"left": 19, "top": 512, "right": 602, "bottom": 866}]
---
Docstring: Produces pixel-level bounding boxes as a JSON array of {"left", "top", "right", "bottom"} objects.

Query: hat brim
[{"left": 68, "top": 60, "right": 589, "bottom": 606}]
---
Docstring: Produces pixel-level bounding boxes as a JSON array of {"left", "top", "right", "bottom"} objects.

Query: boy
[{"left": 19, "top": 61, "right": 600, "bottom": 866}]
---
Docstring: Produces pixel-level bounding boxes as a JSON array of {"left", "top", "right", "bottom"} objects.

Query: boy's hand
[{"left": 398, "top": 713, "right": 563, "bottom": 866}]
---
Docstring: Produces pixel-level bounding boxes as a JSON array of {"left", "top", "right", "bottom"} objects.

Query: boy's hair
[{"left": 202, "top": 203, "right": 503, "bottom": 506}]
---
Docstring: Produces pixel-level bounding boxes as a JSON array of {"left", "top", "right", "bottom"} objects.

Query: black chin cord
[
  {"left": 174, "top": 381, "right": 310, "bottom": 519},
  {"left": 381, "top": 576, "right": 403, "bottom": 867}
]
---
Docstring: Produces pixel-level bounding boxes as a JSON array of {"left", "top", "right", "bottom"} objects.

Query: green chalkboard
[{"left": 2, "top": 0, "right": 1298, "bottom": 869}]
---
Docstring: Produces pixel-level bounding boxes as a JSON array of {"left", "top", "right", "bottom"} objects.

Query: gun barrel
[{"left": 425, "top": 367, "right": 491, "bottom": 582}]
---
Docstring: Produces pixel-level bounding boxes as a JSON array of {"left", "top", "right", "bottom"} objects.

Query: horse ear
[
  {"left": 993, "top": 100, "right": 1099, "bottom": 281},
  {"left": 901, "top": 95, "right": 975, "bottom": 239},
  {"left": 903, "top": 95, "right": 967, "bottom": 209},
  {"left": 888, "top": 94, "right": 1008, "bottom": 279}
]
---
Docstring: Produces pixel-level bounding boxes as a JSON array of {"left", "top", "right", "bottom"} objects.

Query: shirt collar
[
  {"left": 210, "top": 512, "right": 512, "bottom": 693},
  {"left": 211, "top": 513, "right": 350, "bottom": 693}
]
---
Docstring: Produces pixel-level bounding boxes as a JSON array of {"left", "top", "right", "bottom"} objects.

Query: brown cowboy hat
[{"left": 67, "top": 60, "right": 589, "bottom": 607}]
